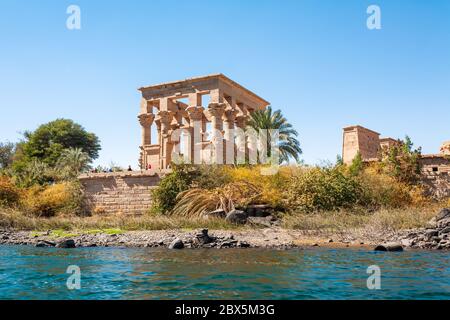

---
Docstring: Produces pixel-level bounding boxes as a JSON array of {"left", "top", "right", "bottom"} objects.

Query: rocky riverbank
[
  {"left": 1, "top": 208, "right": 449, "bottom": 250},
  {"left": 0, "top": 227, "right": 399, "bottom": 250},
  {"left": 394, "top": 208, "right": 450, "bottom": 250}
]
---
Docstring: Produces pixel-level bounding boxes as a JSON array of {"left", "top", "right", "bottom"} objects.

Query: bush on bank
[{"left": 151, "top": 160, "right": 434, "bottom": 216}]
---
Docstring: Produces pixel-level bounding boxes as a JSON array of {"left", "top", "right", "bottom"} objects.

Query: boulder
[
  {"left": 195, "top": 229, "right": 213, "bottom": 245},
  {"left": 225, "top": 210, "right": 248, "bottom": 224},
  {"left": 374, "top": 242, "right": 403, "bottom": 252},
  {"left": 425, "top": 229, "right": 439, "bottom": 239},
  {"left": 168, "top": 238, "right": 184, "bottom": 249},
  {"left": 245, "top": 204, "right": 272, "bottom": 217},
  {"left": 205, "top": 209, "right": 226, "bottom": 218},
  {"left": 35, "top": 240, "right": 56, "bottom": 248},
  {"left": 56, "top": 239, "right": 76, "bottom": 248}
]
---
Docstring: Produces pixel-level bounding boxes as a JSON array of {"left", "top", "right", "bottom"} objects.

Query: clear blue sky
[{"left": 1, "top": 0, "right": 449, "bottom": 167}]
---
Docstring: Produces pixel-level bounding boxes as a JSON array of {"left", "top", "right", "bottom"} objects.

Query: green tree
[
  {"left": 349, "top": 152, "right": 364, "bottom": 176},
  {"left": 381, "top": 136, "right": 422, "bottom": 184},
  {"left": 14, "top": 159, "right": 53, "bottom": 187},
  {"left": 15, "top": 119, "right": 101, "bottom": 167},
  {"left": 247, "top": 106, "right": 302, "bottom": 164},
  {"left": 56, "top": 148, "right": 92, "bottom": 180},
  {"left": 0, "top": 142, "right": 16, "bottom": 169}
]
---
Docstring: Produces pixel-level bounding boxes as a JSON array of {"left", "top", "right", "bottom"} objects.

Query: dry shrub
[
  {"left": 171, "top": 181, "right": 261, "bottom": 217},
  {"left": 359, "top": 165, "right": 429, "bottom": 209},
  {"left": 224, "top": 165, "right": 289, "bottom": 209},
  {"left": 0, "top": 176, "right": 21, "bottom": 207},
  {"left": 21, "top": 182, "right": 83, "bottom": 217}
]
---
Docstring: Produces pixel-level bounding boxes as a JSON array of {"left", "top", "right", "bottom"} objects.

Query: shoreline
[
  {"left": 2, "top": 208, "right": 449, "bottom": 250},
  {"left": 0, "top": 227, "right": 408, "bottom": 250}
]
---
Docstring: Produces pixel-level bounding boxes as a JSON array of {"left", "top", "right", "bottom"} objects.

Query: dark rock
[
  {"left": 35, "top": 240, "right": 56, "bottom": 248},
  {"left": 237, "top": 241, "right": 250, "bottom": 248},
  {"left": 425, "top": 229, "right": 439, "bottom": 238},
  {"left": 245, "top": 204, "right": 272, "bottom": 217},
  {"left": 437, "top": 217, "right": 450, "bottom": 228},
  {"left": 225, "top": 210, "right": 248, "bottom": 224},
  {"left": 195, "top": 229, "right": 214, "bottom": 245},
  {"left": 56, "top": 239, "right": 76, "bottom": 248},
  {"left": 168, "top": 238, "right": 184, "bottom": 249},
  {"left": 436, "top": 208, "right": 450, "bottom": 221},
  {"left": 374, "top": 243, "right": 403, "bottom": 252}
]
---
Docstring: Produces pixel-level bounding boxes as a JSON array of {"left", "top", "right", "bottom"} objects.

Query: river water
[{"left": 0, "top": 245, "right": 449, "bottom": 300}]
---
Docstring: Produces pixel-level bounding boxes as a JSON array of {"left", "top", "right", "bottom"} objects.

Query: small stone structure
[
  {"left": 79, "top": 171, "right": 162, "bottom": 215},
  {"left": 138, "top": 74, "right": 270, "bottom": 170},
  {"left": 342, "top": 125, "right": 450, "bottom": 199}
]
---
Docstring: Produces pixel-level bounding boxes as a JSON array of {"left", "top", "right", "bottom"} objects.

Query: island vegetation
[{"left": 0, "top": 112, "right": 447, "bottom": 242}]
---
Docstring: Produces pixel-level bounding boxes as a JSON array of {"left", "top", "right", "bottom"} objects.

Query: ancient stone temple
[
  {"left": 138, "top": 74, "right": 270, "bottom": 170},
  {"left": 342, "top": 125, "right": 450, "bottom": 199}
]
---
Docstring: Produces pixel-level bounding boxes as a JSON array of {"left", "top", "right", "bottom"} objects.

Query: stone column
[
  {"left": 156, "top": 111, "right": 173, "bottom": 170},
  {"left": 186, "top": 106, "right": 204, "bottom": 164},
  {"left": 138, "top": 113, "right": 155, "bottom": 169},
  {"left": 138, "top": 113, "right": 155, "bottom": 146},
  {"left": 235, "top": 114, "right": 248, "bottom": 164},
  {"left": 208, "top": 103, "right": 225, "bottom": 131},
  {"left": 207, "top": 103, "right": 225, "bottom": 164},
  {"left": 223, "top": 109, "right": 237, "bottom": 165}
]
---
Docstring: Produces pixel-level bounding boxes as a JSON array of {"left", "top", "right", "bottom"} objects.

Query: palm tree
[
  {"left": 57, "top": 148, "right": 91, "bottom": 178},
  {"left": 246, "top": 106, "right": 302, "bottom": 164}
]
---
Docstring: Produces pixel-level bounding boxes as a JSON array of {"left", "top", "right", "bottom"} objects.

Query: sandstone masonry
[{"left": 79, "top": 171, "right": 162, "bottom": 215}]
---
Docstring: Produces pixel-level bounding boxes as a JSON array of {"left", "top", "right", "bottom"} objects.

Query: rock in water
[
  {"left": 168, "top": 238, "right": 184, "bottom": 249},
  {"left": 35, "top": 240, "right": 56, "bottom": 248},
  {"left": 195, "top": 229, "right": 213, "bottom": 245},
  {"left": 374, "top": 243, "right": 403, "bottom": 252},
  {"left": 225, "top": 210, "right": 248, "bottom": 224},
  {"left": 56, "top": 239, "right": 76, "bottom": 248}
]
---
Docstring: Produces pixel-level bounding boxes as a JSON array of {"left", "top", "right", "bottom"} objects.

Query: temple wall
[
  {"left": 419, "top": 157, "right": 450, "bottom": 199},
  {"left": 79, "top": 172, "right": 162, "bottom": 215}
]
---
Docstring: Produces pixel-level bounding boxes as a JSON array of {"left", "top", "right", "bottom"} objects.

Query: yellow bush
[
  {"left": 0, "top": 176, "right": 21, "bottom": 207},
  {"left": 224, "top": 165, "right": 290, "bottom": 209},
  {"left": 21, "top": 183, "right": 80, "bottom": 217},
  {"left": 359, "top": 165, "right": 429, "bottom": 209}
]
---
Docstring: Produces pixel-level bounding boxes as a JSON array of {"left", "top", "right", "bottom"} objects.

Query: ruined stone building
[
  {"left": 137, "top": 74, "right": 270, "bottom": 171},
  {"left": 342, "top": 125, "right": 450, "bottom": 198}
]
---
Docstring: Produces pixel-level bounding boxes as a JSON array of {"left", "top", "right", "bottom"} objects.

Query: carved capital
[
  {"left": 207, "top": 103, "right": 226, "bottom": 118},
  {"left": 235, "top": 114, "right": 248, "bottom": 128},
  {"left": 186, "top": 106, "right": 204, "bottom": 121},
  {"left": 441, "top": 141, "right": 450, "bottom": 155},
  {"left": 138, "top": 113, "right": 155, "bottom": 127},
  {"left": 223, "top": 108, "right": 238, "bottom": 123},
  {"left": 156, "top": 111, "right": 173, "bottom": 124}
]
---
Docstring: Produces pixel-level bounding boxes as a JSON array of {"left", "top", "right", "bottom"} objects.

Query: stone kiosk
[
  {"left": 80, "top": 75, "right": 270, "bottom": 214},
  {"left": 138, "top": 74, "right": 270, "bottom": 170}
]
